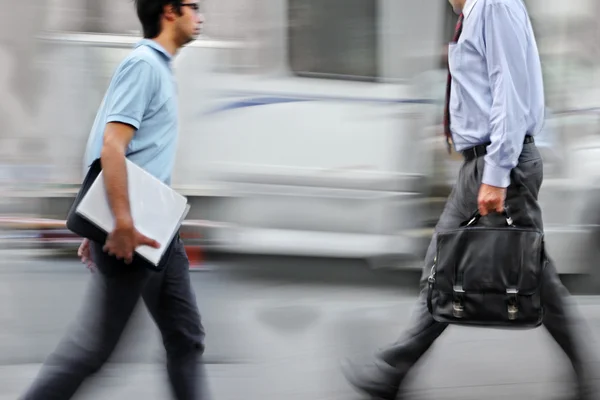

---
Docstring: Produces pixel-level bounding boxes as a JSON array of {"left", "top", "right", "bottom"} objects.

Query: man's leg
[
  {"left": 342, "top": 165, "right": 474, "bottom": 399},
  {"left": 21, "top": 243, "right": 150, "bottom": 400},
  {"left": 510, "top": 145, "right": 597, "bottom": 399},
  {"left": 142, "top": 237, "right": 209, "bottom": 400},
  {"left": 540, "top": 258, "right": 597, "bottom": 399}
]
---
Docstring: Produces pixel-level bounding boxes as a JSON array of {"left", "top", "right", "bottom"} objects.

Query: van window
[{"left": 288, "top": 0, "right": 378, "bottom": 81}]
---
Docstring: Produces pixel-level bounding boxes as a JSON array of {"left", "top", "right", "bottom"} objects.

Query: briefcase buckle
[
  {"left": 507, "top": 288, "right": 519, "bottom": 320},
  {"left": 453, "top": 285, "right": 465, "bottom": 318},
  {"left": 452, "top": 301, "right": 465, "bottom": 318},
  {"left": 508, "top": 304, "right": 518, "bottom": 320},
  {"left": 452, "top": 301, "right": 464, "bottom": 318}
]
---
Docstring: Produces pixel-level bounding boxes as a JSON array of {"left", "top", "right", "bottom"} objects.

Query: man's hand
[
  {"left": 103, "top": 218, "right": 160, "bottom": 264},
  {"left": 478, "top": 183, "right": 507, "bottom": 216},
  {"left": 78, "top": 238, "right": 96, "bottom": 273}
]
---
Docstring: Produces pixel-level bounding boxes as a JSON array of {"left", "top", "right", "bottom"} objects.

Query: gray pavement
[{"left": 0, "top": 253, "right": 599, "bottom": 399}]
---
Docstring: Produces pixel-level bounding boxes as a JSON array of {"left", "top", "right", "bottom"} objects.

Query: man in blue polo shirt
[{"left": 21, "top": 1, "right": 207, "bottom": 399}]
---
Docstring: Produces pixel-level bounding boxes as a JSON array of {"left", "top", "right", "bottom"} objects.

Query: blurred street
[{"left": 0, "top": 253, "right": 599, "bottom": 399}]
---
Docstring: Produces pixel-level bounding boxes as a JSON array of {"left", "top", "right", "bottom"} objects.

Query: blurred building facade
[{"left": 0, "top": 0, "right": 599, "bottom": 273}]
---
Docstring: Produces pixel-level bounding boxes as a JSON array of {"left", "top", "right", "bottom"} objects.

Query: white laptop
[{"left": 76, "top": 159, "right": 190, "bottom": 266}]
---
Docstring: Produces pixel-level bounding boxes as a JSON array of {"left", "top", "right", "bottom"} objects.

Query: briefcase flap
[{"left": 435, "top": 226, "right": 545, "bottom": 295}]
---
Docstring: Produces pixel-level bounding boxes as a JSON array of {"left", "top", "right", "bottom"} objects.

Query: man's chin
[{"left": 181, "top": 34, "right": 198, "bottom": 46}]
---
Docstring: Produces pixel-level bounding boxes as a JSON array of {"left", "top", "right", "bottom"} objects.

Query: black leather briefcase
[
  {"left": 65, "top": 158, "right": 173, "bottom": 272},
  {"left": 427, "top": 210, "right": 546, "bottom": 329}
]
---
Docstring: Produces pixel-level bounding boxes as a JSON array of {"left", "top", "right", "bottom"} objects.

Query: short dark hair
[{"left": 134, "top": 0, "right": 183, "bottom": 38}]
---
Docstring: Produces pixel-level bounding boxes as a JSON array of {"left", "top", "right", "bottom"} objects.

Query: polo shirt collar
[{"left": 135, "top": 39, "right": 173, "bottom": 63}]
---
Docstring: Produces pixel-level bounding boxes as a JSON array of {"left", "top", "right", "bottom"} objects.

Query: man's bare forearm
[{"left": 100, "top": 143, "right": 133, "bottom": 227}]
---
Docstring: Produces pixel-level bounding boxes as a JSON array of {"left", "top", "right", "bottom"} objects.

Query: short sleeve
[{"left": 105, "top": 58, "right": 156, "bottom": 130}]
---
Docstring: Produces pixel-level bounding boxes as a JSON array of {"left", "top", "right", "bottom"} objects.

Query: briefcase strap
[{"left": 461, "top": 208, "right": 514, "bottom": 227}]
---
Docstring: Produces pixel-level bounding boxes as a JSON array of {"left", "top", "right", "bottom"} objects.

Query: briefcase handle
[{"left": 461, "top": 208, "right": 515, "bottom": 228}]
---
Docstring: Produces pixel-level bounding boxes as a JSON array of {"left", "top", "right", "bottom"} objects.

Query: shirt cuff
[
  {"left": 106, "top": 114, "right": 141, "bottom": 130},
  {"left": 482, "top": 161, "right": 511, "bottom": 188}
]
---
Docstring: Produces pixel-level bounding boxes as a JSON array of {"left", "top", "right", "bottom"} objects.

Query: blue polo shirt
[{"left": 83, "top": 39, "right": 179, "bottom": 185}]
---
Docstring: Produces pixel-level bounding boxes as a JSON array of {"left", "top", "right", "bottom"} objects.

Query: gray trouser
[
  {"left": 378, "top": 142, "right": 594, "bottom": 388},
  {"left": 21, "top": 237, "right": 208, "bottom": 400}
]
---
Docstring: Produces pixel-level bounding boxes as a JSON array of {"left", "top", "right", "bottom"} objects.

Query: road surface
[{"left": 0, "top": 253, "right": 599, "bottom": 399}]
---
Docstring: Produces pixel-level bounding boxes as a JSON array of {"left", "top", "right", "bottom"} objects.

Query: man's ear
[{"left": 163, "top": 4, "right": 178, "bottom": 22}]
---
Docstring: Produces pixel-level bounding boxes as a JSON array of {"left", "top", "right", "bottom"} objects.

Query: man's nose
[{"left": 196, "top": 13, "right": 205, "bottom": 24}]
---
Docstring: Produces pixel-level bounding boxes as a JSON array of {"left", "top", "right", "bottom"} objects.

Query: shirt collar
[
  {"left": 135, "top": 39, "right": 173, "bottom": 63},
  {"left": 463, "top": 0, "right": 479, "bottom": 18}
]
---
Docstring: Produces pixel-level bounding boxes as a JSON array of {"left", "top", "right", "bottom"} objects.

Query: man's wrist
[
  {"left": 482, "top": 160, "right": 511, "bottom": 188},
  {"left": 115, "top": 214, "right": 134, "bottom": 230}
]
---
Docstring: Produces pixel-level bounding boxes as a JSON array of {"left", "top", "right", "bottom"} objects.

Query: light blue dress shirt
[
  {"left": 83, "top": 39, "right": 179, "bottom": 185},
  {"left": 449, "top": 0, "right": 545, "bottom": 188}
]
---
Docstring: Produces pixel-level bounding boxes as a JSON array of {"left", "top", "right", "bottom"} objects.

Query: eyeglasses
[{"left": 181, "top": 2, "right": 200, "bottom": 12}]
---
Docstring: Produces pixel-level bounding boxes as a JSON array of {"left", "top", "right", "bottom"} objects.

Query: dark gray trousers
[
  {"left": 21, "top": 237, "right": 208, "bottom": 400},
  {"left": 378, "top": 142, "right": 594, "bottom": 391}
]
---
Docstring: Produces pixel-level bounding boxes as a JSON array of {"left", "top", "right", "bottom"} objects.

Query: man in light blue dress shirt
[
  {"left": 342, "top": 1, "right": 596, "bottom": 399},
  {"left": 21, "top": 1, "right": 209, "bottom": 399}
]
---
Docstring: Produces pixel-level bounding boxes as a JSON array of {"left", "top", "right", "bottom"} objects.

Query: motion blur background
[{"left": 0, "top": 1, "right": 600, "bottom": 399}]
